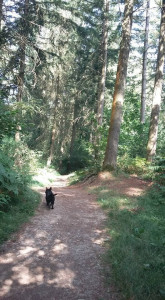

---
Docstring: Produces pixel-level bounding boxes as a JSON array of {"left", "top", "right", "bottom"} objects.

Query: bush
[
  {"left": 1, "top": 136, "right": 39, "bottom": 176},
  {"left": 149, "top": 157, "right": 165, "bottom": 184},
  {"left": 0, "top": 137, "right": 40, "bottom": 212},
  {"left": 118, "top": 154, "right": 149, "bottom": 175}
]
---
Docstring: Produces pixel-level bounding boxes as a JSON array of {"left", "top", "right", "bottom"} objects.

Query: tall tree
[
  {"left": 140, "top": 0, "right": 150, "bottom": 124},
  {"left": 70, "top": 93, "right": 79, "bottom": 158},
  {"left": 0, "top": 0, "right": 3, "bottom": 30},
  {"left": 146, "top": 0, "right": 165, "bottom": 161},
  {"left": 47, "top": 75, "right": 60, "bottom": 167},
  {"left": 103, "top": 0, "right": 134, "bottom": 170},
  {"left": 15, "top": 0, "right": 29, "bottom": 141},
  {"left": 97, "top": 0, "right": 109, "bottom": 126}
]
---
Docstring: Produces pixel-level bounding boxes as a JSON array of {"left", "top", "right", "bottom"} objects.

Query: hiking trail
[{"left": 0, "top": 173, "right": 150, "bottom": 300}]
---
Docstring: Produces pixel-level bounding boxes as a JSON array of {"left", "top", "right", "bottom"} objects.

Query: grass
[
  {"left": 0, "top": 187, "right": 40, "bottom": 245},
  {"left": 91, "top": 185, "right": 165, "bottom": 300}
]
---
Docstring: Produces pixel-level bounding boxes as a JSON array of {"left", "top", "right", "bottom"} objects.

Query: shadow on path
[{"left": 0, "top": 175, "right": 120, "bottom": 300}]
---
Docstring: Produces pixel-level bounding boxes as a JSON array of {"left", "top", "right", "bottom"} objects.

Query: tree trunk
[
  {"left": 70, "top": 98, "right": 79, "bottom": 158},
  {"left": 140, "top": 0, "right": 150, "bottom": 124},
  {"left": 146, "top": 0, "right": 165, "bottom": 161},
  {"left": 103, "top": 0, "right": 134, "bottom": 170},
  {"left": 0, "top": 0, "right": 3, "bottom": 30},
  {"left": 47, "top": 76, "right": 60, "bottom": 167},
  {"left": 15, "top": 0, "right": 29, "bottom": 141},
  {"left": 97, "top": 0, "right": 109, "bottom": 126}
]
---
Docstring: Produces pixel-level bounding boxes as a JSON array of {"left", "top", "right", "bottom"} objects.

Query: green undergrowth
[
  {"left": 0, "top": 188, "right": 40, "bottom": 245},
  {"left": 0, "top": 137, "right": 60, "bottom": 245},
  {"left": 90, "top": 184, "right": 165, "bottom": 300}
]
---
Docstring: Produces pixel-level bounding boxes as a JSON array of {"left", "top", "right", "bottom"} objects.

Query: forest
[
  {"left": 0, "top": 0, "right": 165, "bottom": 172},
  {"left": 0, "top": 0, "right": 165, "bottom": 299}
]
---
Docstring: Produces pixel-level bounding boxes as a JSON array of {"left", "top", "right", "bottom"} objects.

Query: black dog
[{"left": 45, "top": 187, "right": 57, "bottom": 209}]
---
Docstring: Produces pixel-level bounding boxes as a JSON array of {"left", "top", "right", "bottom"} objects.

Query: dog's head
[
  {"left": 45, "top": 187, "right": 52, "bottom": 196},
  {"left": 45, "top": 188, "right": 57, "bottom": 197}
]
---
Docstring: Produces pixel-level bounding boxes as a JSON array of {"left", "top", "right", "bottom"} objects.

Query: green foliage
[
  {"left": 0, "top": 137, "right": 39, "bottom": 212},
  {"left": 0, "top": 100, "right": 17, "bottom": 140},
  {"left": 117, "top": 154, "right": 165, "bottom": 185},
  {"left": 0, "top": 188, "right": 40, "bottom": 245},
  {"left": 59, "top": 140, "right": 94, "bottom": 174},
  {"left": 93, "top": 185, "right": 165, "bottom": 300},
  {"left": 1, "top": 136, "right": 39, "bottom": 176},
  {"left": 0, "top": 151, "right": 21, "bottom": 210},
  {"left": 118, "top": 154, "right": 149, "bottom": 175},
  {"left": 149, "top": 157, "right": 165, "bottom": 184},
  {"left": 0, "top": 136, "right": 41, "bottom": 243},
  {"left": 119, "top": 88, "right": 149, "bottom": 158}
]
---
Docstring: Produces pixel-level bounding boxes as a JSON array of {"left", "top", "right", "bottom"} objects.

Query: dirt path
[{"left": 0, "top": 175, "right": 120, "bottom": 300}]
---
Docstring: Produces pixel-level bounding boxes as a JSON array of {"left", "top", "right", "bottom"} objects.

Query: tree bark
[
  {"left": 70, "top": 98, "right": 79, "bottom": 158},
  {"left": 146, "top": 0, "right": 165, "bottom": 161},
  {"left": 0, "top": 0, "right": 3, "bottom": 30},
  {"left": 97, "top": 0, "right": 109, "bottom": 126},
  {"left": 15, "top": 0, "right": 29, "bottom": 141},
  {"left": 103, "top": 0, "right": 134, "bottom": 170},
  {"left": 47, "top": 76, "right": 60, "bottom": 167},
  {"left": 140, "top": 0, "right": 150, "bottom": 124}
]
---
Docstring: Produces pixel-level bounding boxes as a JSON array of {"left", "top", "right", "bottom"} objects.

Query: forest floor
[{"left": 0, "top": 172, "right": 151, "bottom": 300}]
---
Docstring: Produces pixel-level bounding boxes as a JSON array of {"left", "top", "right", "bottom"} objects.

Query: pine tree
[
  {"left": 140, "top": 0, "right": 150, "bottom": 124},
  {"left": 146, "top": 0, "right": 165, "bottom": 161},
  {"left": 103, "top": 0, "right": 134, "bottom": 170}
]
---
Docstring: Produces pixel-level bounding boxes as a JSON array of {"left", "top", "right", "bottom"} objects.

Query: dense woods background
[{"left": 0, "top": 0, "right": 165, "bottom": 174}]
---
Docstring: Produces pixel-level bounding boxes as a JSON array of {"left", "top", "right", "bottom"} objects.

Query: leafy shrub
[
  {"left": 1, "top": 136, "right": 39, "bottom": 177},
  {"left": 0, "top": 100, "right": 17, "bottom": 140},
  {"left": 0, "top": 194, "right": 11, "bottom": 212},
  {"left": 0, "top": 137, "right": 40, "bottom": 212},
  {"left": 118, "top": 154, "right": 149, "bottom": 175},
  {"left": 0, "top": 151, "right": 24, "bottom": 210},
  {"left": 149, "top": 157, "right": 165, "bottom": 184}
]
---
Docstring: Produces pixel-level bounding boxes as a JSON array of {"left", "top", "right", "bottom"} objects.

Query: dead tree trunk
[
  {"left": 146, "top": 0, "right": 165, "bottom": 161},
  {"left": 103, "top": 0, "right": 134, "bottom": 170}
]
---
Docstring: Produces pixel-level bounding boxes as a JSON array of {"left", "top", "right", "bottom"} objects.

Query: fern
[
  {"left": 151, "top": 158, "right": 165, "bottom": 184},
  {"left": 0, "top": 194, "right": 11, "bottom": 211}
]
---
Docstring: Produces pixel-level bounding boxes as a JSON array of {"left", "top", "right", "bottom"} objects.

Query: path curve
[{"left": 0, "top": 175, "right": 119, "bottom": 300}]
